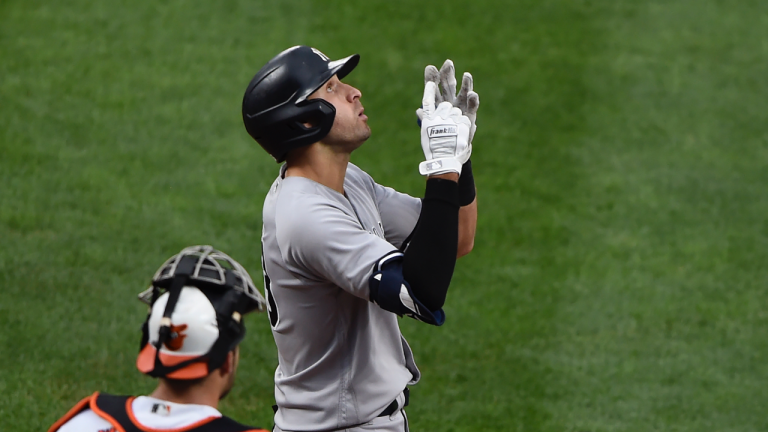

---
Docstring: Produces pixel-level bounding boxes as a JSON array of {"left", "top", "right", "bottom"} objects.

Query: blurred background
[{"left": 2, "top": 0, "right": 767, "bottom": 430}]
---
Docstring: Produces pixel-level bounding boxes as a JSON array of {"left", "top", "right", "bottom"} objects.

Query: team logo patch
[
  {"left": 427, "top": 125, "right": 457, "bottom": 137},
  {"left": 164, "top": 324, "right": 188, "bottom": 351},
  {"left": 151, "top": 403, "right": 172, "bottom": 416},
  {"left": 426, "top": 161, "right": 443, "bottom": 171}
]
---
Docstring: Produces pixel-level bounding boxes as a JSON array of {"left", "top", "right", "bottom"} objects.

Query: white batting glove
[
  {"left": 416, "top": 60, "right": 480, "bottom": 144},
  {"left": 419, "top": 81, "right": 472, "bottom": 176}
]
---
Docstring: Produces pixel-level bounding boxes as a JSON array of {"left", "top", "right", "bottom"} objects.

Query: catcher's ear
[
  {"left": 220, "top": 349, "right": 238, "bottom": 376},
  {"left": 220, "top": 351, "right": 231, "bottom": 374}
]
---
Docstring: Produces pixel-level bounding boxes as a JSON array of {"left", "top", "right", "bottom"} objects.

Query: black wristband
[{"left": 458, "top": 160, "right": 476, "bottom": 206}]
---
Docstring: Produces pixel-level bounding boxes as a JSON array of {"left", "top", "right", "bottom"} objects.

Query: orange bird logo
[{"left": 164, "top": 324, "right": 188, "bottom": 351}]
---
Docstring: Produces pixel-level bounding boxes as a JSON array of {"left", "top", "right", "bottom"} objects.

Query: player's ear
[
  {"left": 300, "top": 112, "right": 322, "bottom": 129},
  {"left": 220, "top": 349, "right": 237, "bottom": 376}
]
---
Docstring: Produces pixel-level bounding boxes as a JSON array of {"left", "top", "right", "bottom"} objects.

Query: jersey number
[{"left": 262, "top": 247, "right": 279, "bottom": 328}]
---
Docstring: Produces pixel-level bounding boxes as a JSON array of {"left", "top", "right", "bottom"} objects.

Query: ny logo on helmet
[
  {"left": 164, "top": 324, "right": 188, "bottom": 351},
  {"left": 311, "top": 48, "right": 329, "bottom": 61}
]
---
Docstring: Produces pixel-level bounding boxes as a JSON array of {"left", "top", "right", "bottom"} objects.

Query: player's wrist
[
  {"left": 424, "top": 177, "right": 460, "bottom": 207},
  {"left": 428, "top": 172, "right": 459, "bottom": 182}
]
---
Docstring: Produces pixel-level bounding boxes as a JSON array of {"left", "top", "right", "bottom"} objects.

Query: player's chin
[
  {"left": 347, "top": 130, "right": 370, "bottom": 152},
  {"left": 359, "top": 126, "right": 371, "bottom": 142}
]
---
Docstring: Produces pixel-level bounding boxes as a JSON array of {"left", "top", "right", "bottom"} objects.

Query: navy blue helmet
[{"left": 242, "top": 46, "right": 360, "bottom": 162}]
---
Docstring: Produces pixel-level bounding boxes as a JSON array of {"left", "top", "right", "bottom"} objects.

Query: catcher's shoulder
[{"left": 50, "top": 408, "right": 112, "bottom": 432}]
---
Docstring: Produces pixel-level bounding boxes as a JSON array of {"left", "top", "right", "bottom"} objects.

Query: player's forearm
[{"left": 401, "top": 178, "right": 460, "bottom": 312}]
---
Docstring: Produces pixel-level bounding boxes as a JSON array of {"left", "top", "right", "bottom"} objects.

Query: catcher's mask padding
[
  {"left": 242, "top": 45, "right": 360, "bottom": 162},
  {"left": 137, "top": 246, "right": 266, "bottom": 379}
]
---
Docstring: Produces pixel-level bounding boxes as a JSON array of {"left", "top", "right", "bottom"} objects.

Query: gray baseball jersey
[{"left": 261, "top": 163, "right": 423, "bottom": 431}]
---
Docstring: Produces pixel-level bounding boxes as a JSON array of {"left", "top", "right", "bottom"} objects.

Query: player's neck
[
  {"left": 149, "top": 380, "right": 220, "bottom": 409},
  {"left": 285, "top": 143, "right": 350, "bottom": 195}
]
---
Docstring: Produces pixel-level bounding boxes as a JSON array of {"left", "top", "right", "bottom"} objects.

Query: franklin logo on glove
[{"left": 427, "top": 125, "right": 457, "bottom": 137}]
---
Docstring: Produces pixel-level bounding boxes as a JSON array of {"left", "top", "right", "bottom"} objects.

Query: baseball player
[
  {"left": 49, "top": 246, "right": 270, "bottom": 432},
  {"left": 242, "top": 46, "right": 479, "bottom": 432}
]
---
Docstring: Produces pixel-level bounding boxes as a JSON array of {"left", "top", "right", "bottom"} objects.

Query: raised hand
[
  {"left": 418, "top": 81, "right": 472, "bottom": 176},
  {"left": 417, "top": 60, "right": 479, "bottom": 144}
]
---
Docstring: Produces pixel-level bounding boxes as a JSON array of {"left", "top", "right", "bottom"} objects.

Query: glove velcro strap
[{"left": 419, "top": 157, "right": 463, "bottom": 176}]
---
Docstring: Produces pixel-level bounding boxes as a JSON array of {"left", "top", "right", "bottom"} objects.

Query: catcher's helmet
[
  {"left": 136, "top": 246, "right": 266, "bottom": 379},
  {"left": 242, "top": 45, "right": 360, "bottom": 162}
]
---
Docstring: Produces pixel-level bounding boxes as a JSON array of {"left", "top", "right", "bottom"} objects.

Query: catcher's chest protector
[{"left": 49, "top": 392, "right": 266, "bottom": 432}]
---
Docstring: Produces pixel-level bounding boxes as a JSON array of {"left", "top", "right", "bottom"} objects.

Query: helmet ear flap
[
  {"left": 294, "top": 97, "right": 336, "bottom": 130},
  {"left": 205, "top": 289, "right": 248, "bottom": 372},
  {"left": 274, "top": 98, "right": 336, "bottom": 162}
]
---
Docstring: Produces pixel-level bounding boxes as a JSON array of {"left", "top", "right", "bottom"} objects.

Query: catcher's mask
[
  {"left": 242, "top": 45, "right": 360, "bottom": 162},
  {"left": 136, "top": 245, "right": 266, "bottom": 379}
]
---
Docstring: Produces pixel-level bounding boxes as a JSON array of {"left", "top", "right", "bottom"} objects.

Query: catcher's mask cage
[
  {"left": 242, "top": 45, "right": 360, "bottom": 163},
  {"left": 137, "top": 245, "right": 266, "bottom": 379}
]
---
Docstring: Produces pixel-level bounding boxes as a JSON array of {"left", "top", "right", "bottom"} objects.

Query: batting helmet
[
  {"left": 242, "top": 45, "right": 360, "bottom": 162},
  {"left": 136, "top": 246, "right": 266, "bottom": 379}
]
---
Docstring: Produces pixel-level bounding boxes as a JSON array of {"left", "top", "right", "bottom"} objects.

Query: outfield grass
[{"left": 2, "top": 0, "right": 767, "bottom": 430}]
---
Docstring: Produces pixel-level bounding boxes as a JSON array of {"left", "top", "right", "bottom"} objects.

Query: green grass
[{"left": 2, "top": 0, "right": 768, "bottom": 430}]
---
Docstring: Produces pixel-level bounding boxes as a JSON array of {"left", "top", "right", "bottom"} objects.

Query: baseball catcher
[
  {"left": 242, "top": 46, "right": 479, "bottom": 432},
  {"left": 49, "top": 246, "right": 269, "bottom": 432}
]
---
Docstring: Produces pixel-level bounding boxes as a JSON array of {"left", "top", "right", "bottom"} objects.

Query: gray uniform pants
[
  {"left": 272, "top": 410, "right": 408, "bottom": 432},
  {"left": 273, "top": 390, "right": 410, "bottom": 432}
]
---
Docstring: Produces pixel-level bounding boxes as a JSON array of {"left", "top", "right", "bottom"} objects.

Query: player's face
[{"left": 309, "top": 75, "right": 370, "bottom": 151}]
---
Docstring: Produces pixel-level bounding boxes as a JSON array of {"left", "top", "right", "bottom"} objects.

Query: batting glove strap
[{"left": 418, "top": 157, "right": 464, "bottom": 176}]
